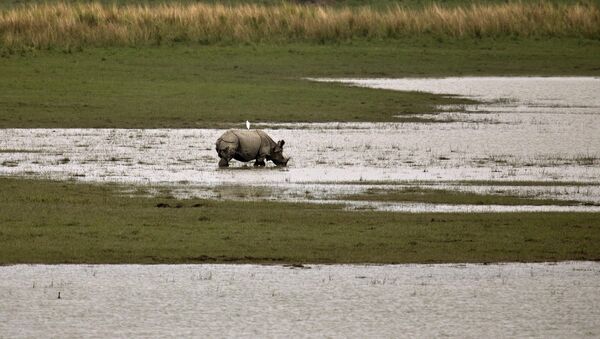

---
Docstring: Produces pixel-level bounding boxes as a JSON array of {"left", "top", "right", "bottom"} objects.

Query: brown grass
[{"left": 0, "top": 1, "right": 599, "bottom": 48}]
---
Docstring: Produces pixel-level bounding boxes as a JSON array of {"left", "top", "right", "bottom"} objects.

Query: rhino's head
[{"left": 270, "top": 140, "right": 290, "bottom": 167}]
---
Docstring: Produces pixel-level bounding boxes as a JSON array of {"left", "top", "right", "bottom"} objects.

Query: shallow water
[
  {"left": 1, "top": 125, "right": 599, "bottom": 211},
  {"left": 313, "top": 76, "right": 600, "bottom": 112},
  {"left": 1, "top": 262, "right": 598, "bottom": 338},
  {"left": 1, "top": 77, "right": 599, "bottom": 211}
]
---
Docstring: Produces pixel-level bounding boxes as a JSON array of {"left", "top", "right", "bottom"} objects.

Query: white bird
[{"left": 246, "top": 120, "right": 250, "bottom": 130}]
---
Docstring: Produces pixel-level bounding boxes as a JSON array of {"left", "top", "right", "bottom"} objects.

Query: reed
[{"left": 0, "top": 1, "right": 599, "bottom": 48}]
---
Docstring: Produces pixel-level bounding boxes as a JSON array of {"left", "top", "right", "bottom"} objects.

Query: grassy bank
[
  {"left": 1, "top": 39, "right": 599, "bottom": 128},
  {"left": 1, "top": 2, "right": 599, "bottom": 48},
  {"left": 1, "top": 177, "right": 599, "bottom": 264}
]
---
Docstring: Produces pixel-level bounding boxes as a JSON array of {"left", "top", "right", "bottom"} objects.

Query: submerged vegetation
[
  {"left": 1, "top": 177, "right": 599, "bottom": 264},
  {"left": 0, "top": 1, "right": 599, "bottom": 48}
]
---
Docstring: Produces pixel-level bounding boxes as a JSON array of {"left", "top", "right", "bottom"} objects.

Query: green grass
[
  {"left": 1, "top": 38, "right": 599, "bottom": 128},
  {"left": 345, "top": 187, "right": 584, "bottom": 206},
  {"left": 1, "top": 177, "right": 599, "bottom": 264}
]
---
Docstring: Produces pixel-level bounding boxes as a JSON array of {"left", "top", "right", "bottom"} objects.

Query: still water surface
[{"left": 1, "top": 262, "right": 599, "bottom": 337}]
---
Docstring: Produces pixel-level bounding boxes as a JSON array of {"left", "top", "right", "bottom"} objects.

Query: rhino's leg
[
  {"left": 254, "top": 158, "right": 266, "bottom": 167},
  {"left": 218, "top": 158, "right": 229, "bottom": 167}
]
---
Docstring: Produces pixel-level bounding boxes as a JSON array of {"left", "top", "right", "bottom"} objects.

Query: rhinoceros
[{"left": 215, "top": 129, "right": 290, "bottom": 167}]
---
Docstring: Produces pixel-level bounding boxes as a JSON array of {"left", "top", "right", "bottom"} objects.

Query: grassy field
[
  {"left": 1, "top": 177, "right": 599, "bottom": 264},
  {"left": 1, "top": 1, "right": 599, "bottom": 128},
  {"left": 1, "top": 38, "right": 599, "bottom": 128}
]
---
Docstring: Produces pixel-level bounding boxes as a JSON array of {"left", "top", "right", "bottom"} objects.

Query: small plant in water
[
  {"left": 193, "top": 271, "right": 213, "bottom": 281},
  {"left": 1, "top": 160, "right": 18, "bottom": 167}
]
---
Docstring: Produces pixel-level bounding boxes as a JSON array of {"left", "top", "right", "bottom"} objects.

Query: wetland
[{"left": 2, "top": 1, "right": 600, "bottom": 336}]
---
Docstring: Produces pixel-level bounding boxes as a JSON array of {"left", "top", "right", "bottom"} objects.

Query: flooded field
[
  {"left": 1, "top": 262, "right": 599, "bottom": 337},
  {"left": 314, "top": 76, "right": 600, "bottom": 114},
  {"left": 1, "top": 77, "right": 599, "bottom": 211}
]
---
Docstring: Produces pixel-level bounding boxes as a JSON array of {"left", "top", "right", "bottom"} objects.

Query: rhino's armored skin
[{"left": 215, "top": 129, "right": 290, "bottom": 167}]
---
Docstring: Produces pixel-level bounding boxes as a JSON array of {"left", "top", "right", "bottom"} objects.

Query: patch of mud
[{"left": 1, "top": 262, "right": 599, "bottom": 337}]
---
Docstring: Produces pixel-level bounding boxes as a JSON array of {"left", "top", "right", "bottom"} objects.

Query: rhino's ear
[{"left": 277, "top": 140, "right": 285, "bottom": 147}]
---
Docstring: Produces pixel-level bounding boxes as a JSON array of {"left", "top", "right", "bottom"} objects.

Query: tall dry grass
[{"left": 0, "top": 1, "right": 599, "bottom": 48}]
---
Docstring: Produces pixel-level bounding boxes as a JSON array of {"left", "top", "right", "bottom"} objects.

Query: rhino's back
[
  {"left": 217, "top": 130, "right": 238, "bottom": 144},
  {"left": 232, "top": 130, "right": 263, "bottom": 161}
]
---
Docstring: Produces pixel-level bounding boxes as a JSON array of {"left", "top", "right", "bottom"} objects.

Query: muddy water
[
  {"left": 1, "top": 262, "right": 598, "bottom": 337},
  {"left": 1, "top": 77, "right": 599, "bottom": 211}
]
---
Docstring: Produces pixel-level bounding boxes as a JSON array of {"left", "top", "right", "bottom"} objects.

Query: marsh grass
[{"left": 1, "top": 1, "right": 599, "bottom": 48}]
